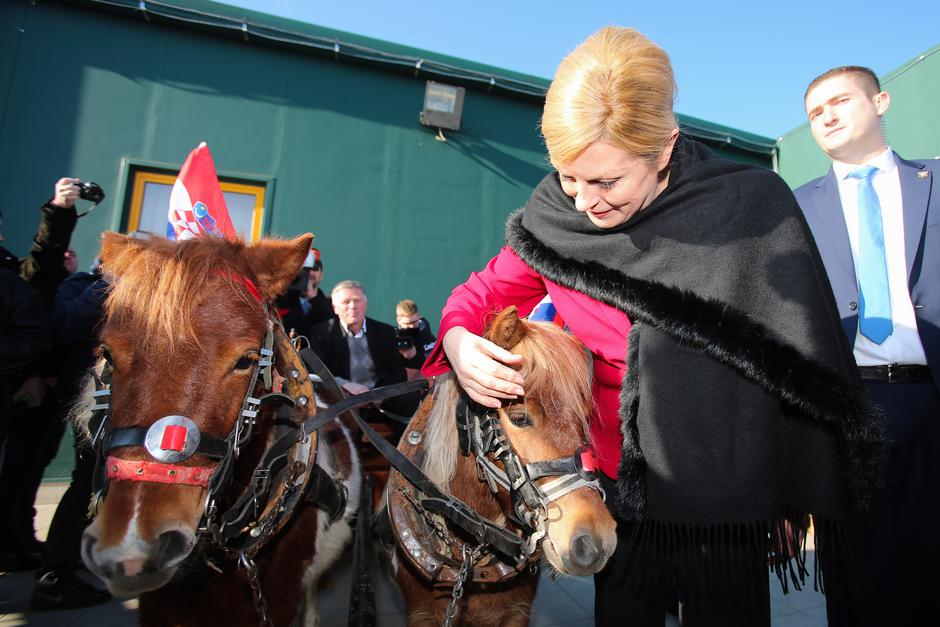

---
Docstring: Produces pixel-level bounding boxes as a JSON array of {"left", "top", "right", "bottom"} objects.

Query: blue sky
[{"left": 220, "top": 0, "right": 939, "bottom": 139}]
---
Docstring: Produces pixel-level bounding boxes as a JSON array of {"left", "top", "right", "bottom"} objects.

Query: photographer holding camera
[
  {"left": 0, "top": 176, "right": 100, "bottom": 575},
  {"left": 395, "top": 299, "right": 436, "bottom": 370}
]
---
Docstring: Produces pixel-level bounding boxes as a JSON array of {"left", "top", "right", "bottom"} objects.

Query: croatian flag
[
  {"left": 528, "top": 294, "right": 566, "bottom": 329},
  {"left": 166, "top": 142, "right": 238, "bottom": 241}
]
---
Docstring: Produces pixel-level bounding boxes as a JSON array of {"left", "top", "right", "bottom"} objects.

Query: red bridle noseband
[
  {"left": 91, "top": 270, "right": 270, "bottom": 489},
  {"left": 106, "top": 455, "right": 214, "bottom": 487}
]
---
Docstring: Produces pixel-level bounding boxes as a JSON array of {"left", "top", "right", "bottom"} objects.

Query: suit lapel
[
  {"left": 811, "top": 170, "right": 857, "bottom": 291},
  {"left": 332, "top": 320, "right": 351, "bottom": 378},
  {"left": 364, "top": 318, "right": 385, "bottom": 380},
  {"left": 897, "top": 156, "right": 930, "bottom": 281}
]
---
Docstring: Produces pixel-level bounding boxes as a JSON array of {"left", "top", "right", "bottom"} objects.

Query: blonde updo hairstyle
[{"left": 542, "top": 27, "right": 677, "bottom": 167}]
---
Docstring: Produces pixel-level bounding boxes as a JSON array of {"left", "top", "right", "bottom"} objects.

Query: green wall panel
[{"left": 1, "top": 1, "right": 549, "bottom": 327}]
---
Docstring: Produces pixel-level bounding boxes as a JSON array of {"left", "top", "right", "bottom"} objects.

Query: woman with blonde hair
[{"left": 424, "top": 27, "right": 883, "bottom": 626}]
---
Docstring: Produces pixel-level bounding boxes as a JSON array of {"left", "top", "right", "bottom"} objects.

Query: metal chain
[
  {"left": 399, "top": 486, "right": 458, "bottom": 547},
  {"left": 238, "top": 552, "right": 273, "bottom": 627},
  {"left": 400, "top": 487, "right": 489, "bottom": 627},
  {"left": 443, "top": 543, "right": 484, "bottom": 627}
]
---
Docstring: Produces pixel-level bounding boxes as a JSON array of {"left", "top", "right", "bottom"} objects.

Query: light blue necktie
[{"left": 848, "top": 166, "right": 893, "bottom": 344}]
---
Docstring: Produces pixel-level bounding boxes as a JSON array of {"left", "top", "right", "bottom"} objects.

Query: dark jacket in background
[
  {"left": 14, "top": 202, "right": 78, "bottom": 308},
  {"left": 281, "top": 287, "right": 333, "bottom": 337},
  {"left": 51, "top": 271, "right": 108, "bottom": 400},
  {"left": 308, "top": 316, "right": 419, "bottom": 420},
  {"left": 0, "top": 268, "right": 49, "bottom": 442}
]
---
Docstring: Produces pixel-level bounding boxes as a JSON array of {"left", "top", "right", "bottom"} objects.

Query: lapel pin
[{"left": 917, "top": 171, "right": 929, "bottom": 179}]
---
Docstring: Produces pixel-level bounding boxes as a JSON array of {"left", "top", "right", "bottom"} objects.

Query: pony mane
[
  {"left": 421, "top": 319, "right": 593, "bottom": 490},
  {"left": 68, "top": 358, "right": 105, "bottom": 440},
  {"left": 421, "top": 373, "right": 461, "bottom": 490},
  {"left": 103, "top": 236, "right": 256, "bottom": 351}
]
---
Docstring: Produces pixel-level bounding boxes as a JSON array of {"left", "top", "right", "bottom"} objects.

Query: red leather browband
[
  {"left": 106, "top": 455, "right": 215, "bottom": 487},
  {"left": 212, "top": 270, "right": 263, "bottom": 304}
]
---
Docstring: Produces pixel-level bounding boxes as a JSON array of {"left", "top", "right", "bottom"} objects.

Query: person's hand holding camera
[
  {"left": 53, "top": 177, "right": 81, "bottom": 209},
  {"left": 398, "top": 338, "right": 417, "bottom": 360}
]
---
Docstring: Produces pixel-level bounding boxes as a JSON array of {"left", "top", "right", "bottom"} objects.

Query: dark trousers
[
  {"left": 0, "top": 396, "right": 66, "bottom": 550},
  {"left": 594, "top": 476, "right": 771, "bottom": 627},
  {"left": 42, "top": 429, "right": 96, "bottom": 573},
  {"left": 823, "top": 379, "right": 940, "bottom": 627}
]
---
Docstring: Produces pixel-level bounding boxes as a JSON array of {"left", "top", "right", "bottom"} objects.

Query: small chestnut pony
[
  {"left": 385, "top": 307, "right": 617, "bottom": 626},
  {"left": 75, "top": 233, "right": 359, "bottom": 627}
]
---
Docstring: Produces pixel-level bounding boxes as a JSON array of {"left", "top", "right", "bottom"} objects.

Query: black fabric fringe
[{"left": 610, "top": 512, "right": 860, "bottom": 614}]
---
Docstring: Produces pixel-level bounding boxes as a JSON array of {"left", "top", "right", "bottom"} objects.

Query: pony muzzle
[{"left": 82, "top": 523, "right": 197, "bottom": 596}]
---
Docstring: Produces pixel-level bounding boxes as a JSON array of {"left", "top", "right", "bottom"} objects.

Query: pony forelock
[
  {"left": 420, "top": 319, "right": 594, "bottom": 490},
  {"left": 102, "top": 236, "right": 256, "bottom": 351}
]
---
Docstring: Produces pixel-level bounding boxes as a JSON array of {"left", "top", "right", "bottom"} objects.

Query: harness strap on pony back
[
  {"left": 355, "top": 410, "right": 527, "bottom": 563},
  {"left": 295, "top": 346, "right": 529, "bottom": 564}
]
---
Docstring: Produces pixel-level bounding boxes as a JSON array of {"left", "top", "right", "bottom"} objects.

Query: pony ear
[
  {"left": 243, "top": 234, "right": 314, "bottom": 301},
  {"left": 485, "top": 306, "right": 527, "bottom": 350},
  {"left": 98, "top": 231, "right": 135, "bottom": 276}
]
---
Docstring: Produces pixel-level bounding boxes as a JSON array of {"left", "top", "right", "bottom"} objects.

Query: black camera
[
  {"left": 395, "top": 326, "right": 418, "bottom": 349},
  {"left": 76, "top": 180, "right": 106, "bottom": 204}
]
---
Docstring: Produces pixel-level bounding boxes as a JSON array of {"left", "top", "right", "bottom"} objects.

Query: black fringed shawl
[{"left": 505, "top": 135, "right": 885, "bottom": 597}]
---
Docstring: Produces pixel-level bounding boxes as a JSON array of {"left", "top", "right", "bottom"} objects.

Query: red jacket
[{"left": 423, "top": 246, "right": 631, "bottom": 479}]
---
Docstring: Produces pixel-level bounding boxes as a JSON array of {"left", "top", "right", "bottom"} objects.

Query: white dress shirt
[{"left": 833, "top": 147, "right": 928, "bottom": 366}]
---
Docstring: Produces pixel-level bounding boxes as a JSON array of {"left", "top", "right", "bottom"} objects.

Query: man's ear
[
  {"left": 874, "top": 91, "right": 890, "bottom": 116},
  {"left": 243, "top": 234, "right": 314, "bottom": 301}
]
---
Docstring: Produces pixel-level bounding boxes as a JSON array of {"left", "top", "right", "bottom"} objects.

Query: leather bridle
[
  {"left": 85, "top": 270, "right": 426, "bottom": 559},
  {"left": 454, "top": 394, "right": 603, "bottom": 557}
]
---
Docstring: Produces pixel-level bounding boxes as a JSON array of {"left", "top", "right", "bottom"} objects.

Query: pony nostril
[
  {"left": 81, "top": 535, "right": 99, "bottom": 571},
  {"left": 570, "top": 533, "right": 600, "bottom": 568},
  {"left": 155, "top": 529, "right": 195, "bottom": 570}
]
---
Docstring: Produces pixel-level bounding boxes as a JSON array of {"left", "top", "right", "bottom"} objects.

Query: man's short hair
[
  {"left": 331, "top": 280, "right": 365, "bottom": 298},
  {"left": 396, "top": 299, "right": 418, "bottom": 316},
  {"left": 805, "top": 66, "right": 881, "bottom": 102}
]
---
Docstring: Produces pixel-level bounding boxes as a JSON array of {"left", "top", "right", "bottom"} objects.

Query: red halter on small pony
[
  {"left": 102, "top": 270, "right": 269, "bottom": 488},
  {"left": 106, "top": 415, "right": 215, "bottom": 487}
]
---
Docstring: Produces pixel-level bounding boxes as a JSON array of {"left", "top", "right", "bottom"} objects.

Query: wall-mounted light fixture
[{"left": 419, "top": 81, "right": 465, "bottom": 133}]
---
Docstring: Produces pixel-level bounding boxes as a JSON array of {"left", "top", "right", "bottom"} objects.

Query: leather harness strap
[
  {"left": 296, "top": 347, "right": 528, "bottom": 564},
  {"left": 106, "top": 456, "right": 215, "bottom": 487}
]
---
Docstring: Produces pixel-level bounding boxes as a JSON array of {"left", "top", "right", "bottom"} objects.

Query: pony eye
[
  {"left": 508, "top": 411, "right": 531, "bottom": 428},
  {"left": 233, "top": 355, "right": 255, "bottom": 372},
  {"left": 100, "top": 348, "right": 114, "bottom": 366}
]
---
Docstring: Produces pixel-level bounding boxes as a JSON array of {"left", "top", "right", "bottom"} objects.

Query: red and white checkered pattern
[
  {"left": 166, "top": 142, "right": 237, "bottom": 241},
  {"left": 169, "top": 207, "right": 201, "bottom": 240}
]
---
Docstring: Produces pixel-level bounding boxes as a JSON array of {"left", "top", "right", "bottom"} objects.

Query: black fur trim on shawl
[{"left": 505, "top": 135, "right": 884, "bottom": 597}]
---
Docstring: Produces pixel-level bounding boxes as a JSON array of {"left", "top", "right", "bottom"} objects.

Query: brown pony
[
  {"left": 74, "top": 232, "right": 361, "bottom": 627},
  {"left": 386, "top": 307, "right": 617, "bottom": 626}
]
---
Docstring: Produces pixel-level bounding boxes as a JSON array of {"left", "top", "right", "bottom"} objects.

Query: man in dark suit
[
  {"left": 794, "top": 65, "right": 939, "bottom": 627},
  {"left": 308, "top": 280, "right": 419, "bottom": 440}
]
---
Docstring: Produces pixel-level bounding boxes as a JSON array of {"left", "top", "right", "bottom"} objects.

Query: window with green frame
[{"left": 125, "top": 168, "right": 266, "bottom": 242}]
